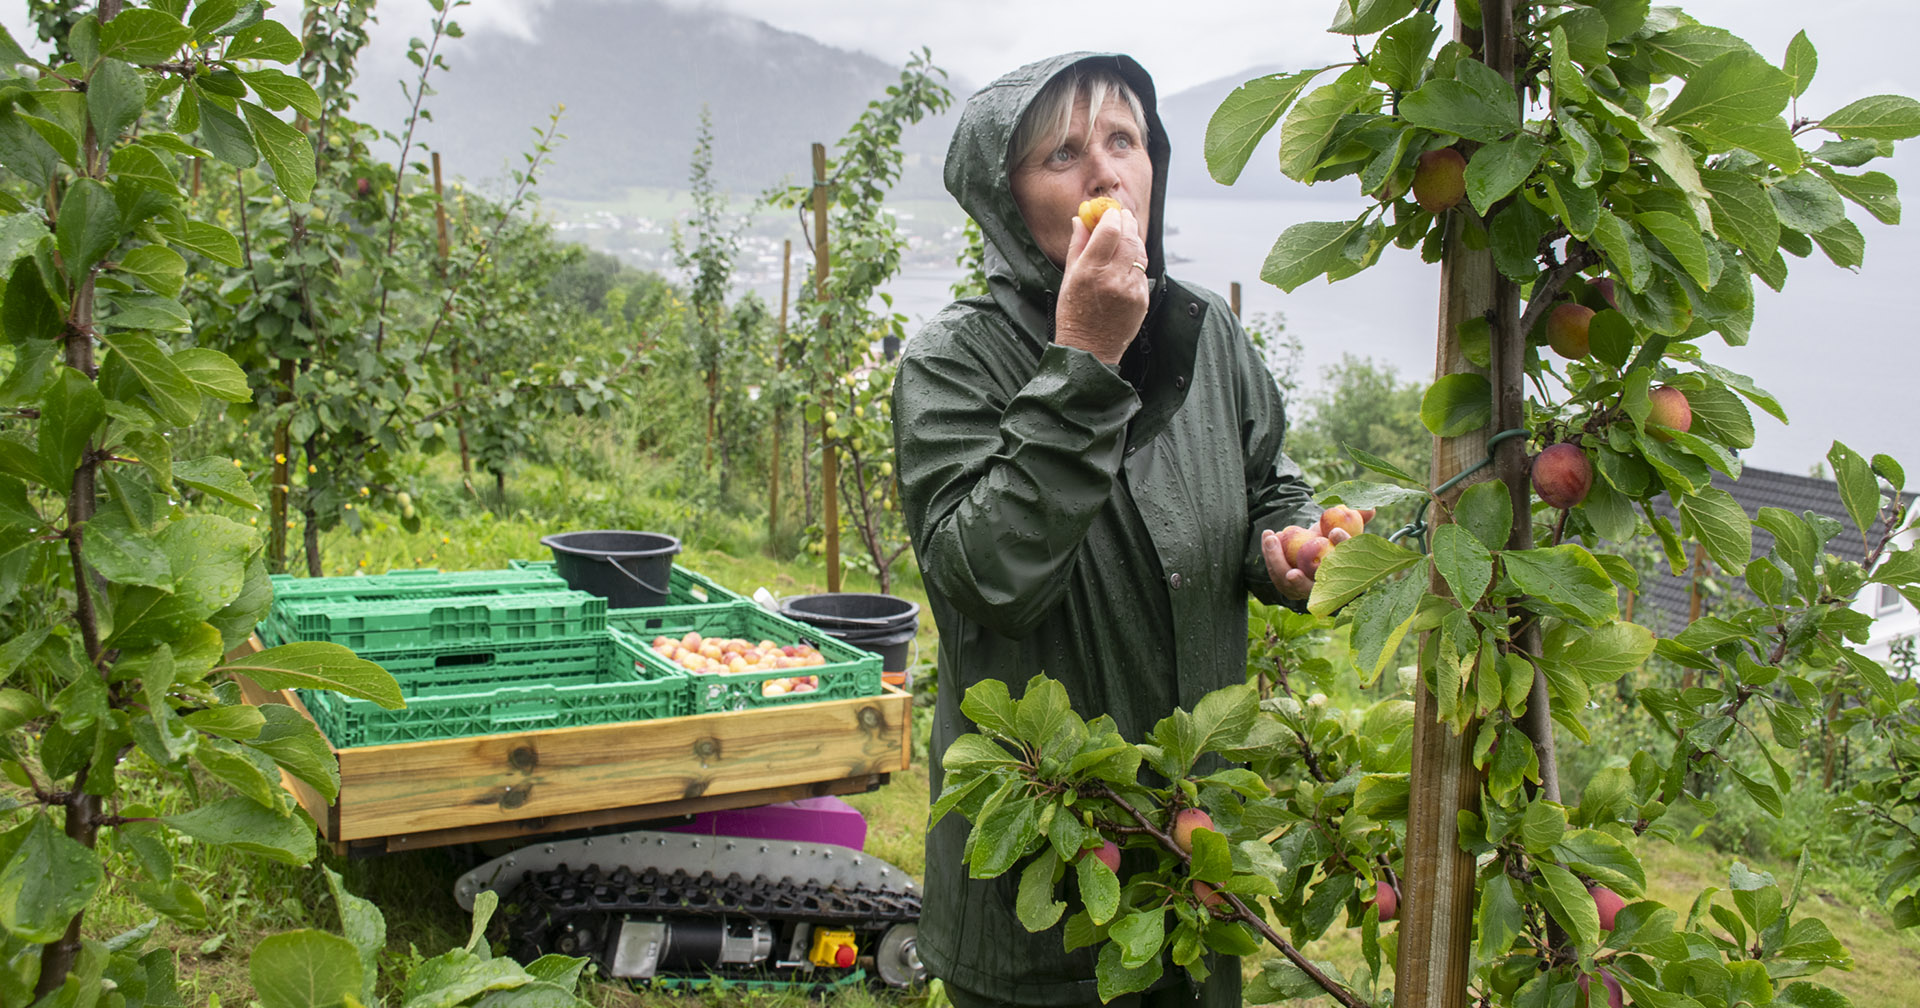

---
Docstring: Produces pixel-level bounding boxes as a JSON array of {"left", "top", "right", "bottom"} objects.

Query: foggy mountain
[
  {"left": 352, "top": 0, "right": 968, "bottom": 201},
  {"left": 350, "top": 0, "right": 1316, "bottom": 205}
]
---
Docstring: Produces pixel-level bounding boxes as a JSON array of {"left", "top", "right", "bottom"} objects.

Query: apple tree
[
  {"left": 0, "top": 2, "right": 415, "bottom": 999},
  {"left": 932, "top": 2, "right": 1920, "bottom": 1005}
]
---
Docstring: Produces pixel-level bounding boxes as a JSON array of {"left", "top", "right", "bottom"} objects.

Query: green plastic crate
[
  {"left": 608, "top": 602, "right": 882, "bottom": 713},
  {"left": 510, "top": 559, "right": 748, "bottom": 607},
  {"left": 263, "top": 589, "right": 607, "bottom": 651},
  {"left": 354, "top": 635, "right": 611, "bottom": 681},
  {"left": 298, "top": 632, "right": 687, "bottom": 748},
  {"left": 269, "top": 567, "right": 569, "bottom": 603}
]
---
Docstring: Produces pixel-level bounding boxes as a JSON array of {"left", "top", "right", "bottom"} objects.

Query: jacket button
[
  {"left": 1169, "top": 572, "right": 1183, "bottom": 589},
  {"left": 1174, "top": 375, "right": 1186, "bottom": 389},
  {"left": 1187, "top": 302, "right": 1199, "bottom": 318}
]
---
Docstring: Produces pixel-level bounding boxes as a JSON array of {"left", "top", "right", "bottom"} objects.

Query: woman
[{"left": 892, "top": 52, "right": 1349, "bottom": 1006}]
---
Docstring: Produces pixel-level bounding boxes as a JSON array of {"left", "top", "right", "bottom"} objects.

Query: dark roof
[{"left": 1630, "top": 466, "right": 1892, "bottom": 637}]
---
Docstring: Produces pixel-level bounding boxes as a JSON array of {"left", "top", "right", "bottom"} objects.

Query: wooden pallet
[{"left": 233, "top": 641, "right": 912, "bottom": 856}]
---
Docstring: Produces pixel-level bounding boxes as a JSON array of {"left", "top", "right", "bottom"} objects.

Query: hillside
[{"left": 352, "top": 0, "right": 965, "bottom": 200}]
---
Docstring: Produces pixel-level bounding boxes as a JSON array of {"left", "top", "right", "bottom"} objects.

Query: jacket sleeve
[
  {"left": 1231, "top": 319, "right": 1319, "bottom": 606},
  {"left": 894, "top": 320, "right": 1141, "bottom": 639}
]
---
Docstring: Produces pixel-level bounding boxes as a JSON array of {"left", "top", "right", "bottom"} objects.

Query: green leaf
[
  {"left": 40, "top": 368, "right": 106, "bottom": 490},
  {"left": 1659, "top": 52, "right": 1791, "bottom": 128},
  {"left": 171, "top": 455, "right": 260, "bottom": 509},
  {"left": 1455, "top": 480, "right": 1513, "bottom": 551},
  {"left": 1642, "top": 125, "right": 1714, "bottom": 228},
  {"left": 170, "top": 347, "right": 250, "bottom": 403},
  {"left": 1769, "top": 171, "right": 1846, "bottom": 233},
  {"left": 240, "top": 100, "right": 313, "bottom": 202},
  {"left": 1700, "top": 168, "right": 1782, "bottom": 255},
  {"left": 1205, "top": 68, "right": 1327, "bottom": 185},
  {"left": 1431, "top": 524, "right": 1492, "bottom": 607},
  {"left": 1401, "top": 65, "right": 1519, "bottom": 143},
  {"left": 1590, "top": 209, "right": 1650, "bottom": 292},
  {"left": 1545, "top": 620, "right": 1653, "bottom": 690},
  {"left": 1016, "top": 850, "right": 1066, "bottom": 932},
  {"left": 1820, "top": 94, "right": 1920, "bottom": 141},
  {"left": 1677, "top": 485, "right": 1754, "bottom": 574},
  {"left": 1348, "top": 558, "right": 1427, "bottom": 683},
  {"left": 96, "top": 331, "right": 199, "bottom": 426},
  {"left": 1811, "top": 167, "right": 1899, "bottom": 225},
  {"left": 164, "top": 797, "right": 314, "bottom": 864},
  {"left": 1477, "top": 872, "right": 1524, "bottom": 961},
  {"left": 1553, "top": 828, "right": 1646, "bottom": 895},
  {"left": 55, "top": 178, "right": 121, "bottom": 285},
  {"left": 87, "top": 58, "right": 146, "bottom": 144},
  {"left": 117, "top": 244, "right": 188, "bottom": 298},
  {"left": 239, "top": 69, "right": 322, "bottom": 119},
  {"left": 1504, "top": 545, "right": 1617, "bottom": 625},
  {"left": 0, "top": 813, "right": 105, "bottom": 942},
  {"left": 1315, "top": 480, "right": 1429, "bottom": 511},
  {"left": 1537, "top": 861, "right": 1602, "bottom": 949},
  {"left": 1371, "top": 13, "right": 1441, "bottom": 92},
  {"left": 194, "top": 94, "right": 256, "bottom": 168},
  {"left": 1109, "top": 908, "right": 1165, "bottom": 970},
  {"left": 1683, "top": 116, "right": 1804, "bottom": 171},
  {"left": 223, "top": 19, "right": 302, "bottom": 63},
  {"left": 1277, "top": 74, "right": 1369, "bottom": 183},
  {"left": 1812, "top": 217, "right": 1865, "bottom": 268},
  {"left": 1420, "top": 372, "right": 1491, "bottom": 437},
  {"left": 158, "top": 218, "right": 243, "bottom": 267},
  {"left": 1700, "top": 361, "right": 1786, "bottom": 421},
  {"left": 0, "top": 25, "right": 28, "bottom": 67},
  {"left": 1307, "top": 533, "right": 1422, "bottom": 615},
  {"left": 1635, "top": 211, "right": 1713, "bottom": 288},
  {"left": 1784, "top": 31, "right": 1817, "bottom": 99},
  {"left": 99, "top": 8, "right": 193, "bottom": 63},
  {"left": 1465, "top": 135, "right": 1544, "bottom": 215},
  {"left": 1344, "top": 444, "right": 1423, "bottom": 485},
  {"left": 1544, "top": 170, "right": 1600, "bottom": 239},
  {"left": 84, "top": 512, "right": 172, "bottom": 586},
  {"left": 249, "top": 930, "right": 363, "bottom": 1008},
  {"left": 1260, "top": 218, "right": 1362, "bottom": 293},
  {"left": 194, "top": 737, "right": 278, "bottom": 808},
  {"left": 1826, "top": 442, "right": 1882, "bottom": 536},
  {"left": 1095, "top": 939, "right": 1162, "bottom": 1000},
  {"left": 1076, "top": 849, "right": 1120, "bottom": 924},
  {"left": 220, "top": 642, "right": 402, "bottom": 708},
  {"left": 1643, "top": 24, "right": 1757, "bottom": 76},
  {"left": 1329, "top": 0, "right": 1416, "bottom": 35},
  {"left": 960, "top": 678, "right": 1016, "bottom": 737}
]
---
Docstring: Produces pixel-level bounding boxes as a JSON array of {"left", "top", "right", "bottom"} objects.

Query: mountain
[{"left": 351, "top": 0, "right": 966, "bottom": 201}]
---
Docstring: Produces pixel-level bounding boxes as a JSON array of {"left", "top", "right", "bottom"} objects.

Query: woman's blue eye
[
  {"left": 1111, "top": 133, "right": 1134, "bottom": 149},
  {"left": 1048, "top": 147, "right": 1072, "bottom": 163}
]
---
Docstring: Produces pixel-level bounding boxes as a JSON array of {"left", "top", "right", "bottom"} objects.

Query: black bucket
[
  {"left": 778, "top": 593, "right": 919, "bottom": 675},
  {"left": 541, "top": 530, "right": 682, "bottom": 609}
]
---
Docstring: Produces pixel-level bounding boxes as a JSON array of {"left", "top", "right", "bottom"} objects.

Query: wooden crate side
[{"left": 331, "top": 690, "right": 910, "bottom": 841}]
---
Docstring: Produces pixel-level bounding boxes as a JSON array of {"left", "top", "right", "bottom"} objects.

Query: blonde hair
[{"left": 1009, "top": 66, "right": 1150, "bottom": 170}]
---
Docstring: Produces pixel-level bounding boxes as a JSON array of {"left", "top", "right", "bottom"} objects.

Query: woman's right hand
[{"left": 1053, "top": 207, "right": 1151, "bottom": 366}]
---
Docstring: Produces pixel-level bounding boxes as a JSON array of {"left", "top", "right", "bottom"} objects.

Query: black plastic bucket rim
[
  {"left": 541, "top": 530, "right": 682, "bottom": 606},
  {"left": 777, "top": 592, "right": 920, "bottom": 631}
]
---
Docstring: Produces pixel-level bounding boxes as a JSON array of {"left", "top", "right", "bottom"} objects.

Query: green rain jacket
[{"left": 893, "top": 53, "right": 1318, "bottom": 1004}]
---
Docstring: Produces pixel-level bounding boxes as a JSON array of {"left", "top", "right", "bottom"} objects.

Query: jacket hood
[{"left": 944, "top": 53, "right": 1171, "bottom": 313}]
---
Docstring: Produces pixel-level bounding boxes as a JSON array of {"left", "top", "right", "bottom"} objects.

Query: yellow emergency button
[{"left": 808, "top": 928, "right": 857, "bottom": 968}]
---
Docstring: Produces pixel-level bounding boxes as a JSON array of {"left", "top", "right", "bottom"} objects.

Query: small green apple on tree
[{"left": 936, "top": 1, "right": 1920, "bottom": 1005}]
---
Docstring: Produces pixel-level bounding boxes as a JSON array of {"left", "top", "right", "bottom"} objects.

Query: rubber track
[{"left": 502, "top": 862, "right": 921, "bottom": 965}]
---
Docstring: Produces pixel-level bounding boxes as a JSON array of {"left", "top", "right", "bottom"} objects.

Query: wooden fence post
[
  {"left": 812, "top": 142, "right": 842, "bottom": 592},
  {"left": 1395, "top": 4, "right": 1522, "bottom": 1006},
  {"left": 771, "top": 238, "right": 791, "bottom": 552}
]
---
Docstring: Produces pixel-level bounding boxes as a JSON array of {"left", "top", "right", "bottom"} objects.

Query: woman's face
[{"left": 1010, "top": 92, "right": 1153, "bottom": 268}]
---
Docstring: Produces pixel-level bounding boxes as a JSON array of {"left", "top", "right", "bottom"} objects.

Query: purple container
[{"left": 660, "top": 795, "right": 869, "bottom": 852}]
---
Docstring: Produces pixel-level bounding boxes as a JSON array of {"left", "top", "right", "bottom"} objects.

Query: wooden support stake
[
  {"left": 432, "top": 152, "right": 474, "bottom": 484},
  {"left": 1229, "top": 280, "right": 1242, "bottom": 319},
  {"left": 771, "top": 238, "right": 791, "bottom": 552},
  {"left": 812, "top": 142, "right": 841, "bottom": 592},
  {"left": 1395, "top": 7, "right": 1517, "bottom": 1007}
]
